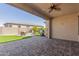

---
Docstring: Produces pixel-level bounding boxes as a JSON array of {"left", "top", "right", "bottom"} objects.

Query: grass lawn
[
  {"left": 0, "top": 35, "right": 32, "bottom": 43},
  {"left": 35, "top": 32, "right": 40, "bottom": 36}
]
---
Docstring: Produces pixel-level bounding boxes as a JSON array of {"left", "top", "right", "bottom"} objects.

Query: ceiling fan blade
[
  {"left": 48, "top": 3, "right": 61, "bottom": 13},
  {"left": 49, "top": 9, "right": 53, "bottom": 13},
  {"left": 50, "top": 3, "right": 54, "bottom": 6},
  {"left": 55, "top": 8, "right": 61, "bottom": 11}
]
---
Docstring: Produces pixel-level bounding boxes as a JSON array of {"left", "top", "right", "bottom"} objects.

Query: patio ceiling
[
  {"left": 8, "top": 3, "right": 79, "bottom": 20},
  {"left": 33, "top": 3, "right": 79, "bottom": 17}
]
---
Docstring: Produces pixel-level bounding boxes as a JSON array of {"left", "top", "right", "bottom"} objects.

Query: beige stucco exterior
[
  {"left": 46, "top": 13, "right": 78, "bottom": 41},
  {"left": 0, "top": 27, "right": 31, "bottom": 35},
  {"left": 1, "top": 27, "right": 18, "bottom": 35},
  {"left": 0, "top": 23, "right": 33, "bottom": 35}
]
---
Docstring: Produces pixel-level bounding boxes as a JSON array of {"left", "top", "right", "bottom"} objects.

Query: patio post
[
  {"left": 45, "top": 18, "right": 52, "bottom": 39},
  {"left": 49, "top": 18, "right": 53, "bottom": 39}
]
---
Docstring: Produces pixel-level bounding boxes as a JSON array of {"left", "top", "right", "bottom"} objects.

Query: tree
[
  {"left": 32, "top": 26, "right": 38, "bottom": 33},
  {"left": 32, "top": 26, "right": 46, "bottom": 36},
  {"left": 32, "top": 26, "right": 41, "bottom": 35}
]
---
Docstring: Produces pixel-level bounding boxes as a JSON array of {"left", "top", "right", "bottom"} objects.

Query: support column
[
  {"left": 45, "top": 19, "right": 52, "bottom": 39},
  {"left": 49, "top": 19, "right": 52, "bottom": 39}
]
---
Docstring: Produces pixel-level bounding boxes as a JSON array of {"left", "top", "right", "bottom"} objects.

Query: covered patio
[
  {"left": 8, "top": 3, "right": 78, "bottom": 40},
  {"left": 0, "top": 3, "right": 78, "bottom": 56}
]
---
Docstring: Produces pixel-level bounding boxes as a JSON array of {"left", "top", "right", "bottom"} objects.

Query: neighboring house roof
[{"left": 4, "top": 23, "right": 43, "bottom": 27}]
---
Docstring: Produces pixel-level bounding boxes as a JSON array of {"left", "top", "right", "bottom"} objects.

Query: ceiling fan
[{"left": 48, "top": 3, "right": 61, "bottom": 13}]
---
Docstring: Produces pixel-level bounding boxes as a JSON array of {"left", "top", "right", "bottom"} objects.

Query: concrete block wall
[
  {"left": 0, "top": 27, "right": 31, "bottom": 35},
  {"left": 1, "top": 27, "right": 18, "bottom": 35}
]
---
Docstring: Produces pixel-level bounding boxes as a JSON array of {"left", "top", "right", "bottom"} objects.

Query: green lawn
[
  {"left": 35, "top": 32, "right": 40, "bottom": 36},
  {"left": 0, "top": 35, "right": 32, "bottom": 43}
]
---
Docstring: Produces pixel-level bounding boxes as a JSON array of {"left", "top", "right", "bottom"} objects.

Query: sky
[{"left": 0, "top": 3, "right": 45, "bottom": 26}]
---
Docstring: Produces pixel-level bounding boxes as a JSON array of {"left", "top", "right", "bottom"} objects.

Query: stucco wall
[
  {"left": 1, "top": 27, "right": 18, "bottom": 35},
  {"left": 50, "top": 13, "right": 78, "bottom": 41},
  {"left": 0, "top": 27, "right": 32, "bottom": 35}
]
